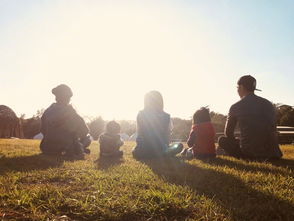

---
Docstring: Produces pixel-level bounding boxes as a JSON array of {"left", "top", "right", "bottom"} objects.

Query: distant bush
[
  {"left": 171, "top": 118, "right": 191, "bottom": 141},
  {"left": 276, "top": 104, "right": 294, "bottom": 126},
  {"left": 21, "top": 117, "right": 41, "bottom": 139},
  {"left": 0, "top": 105, "right": 23, "bottom": 138},
  {"left": 210, "top": 111, "right": 227, "bottom": 133},
  {"left": 118, "top": 120, "right": 136, "bottom": 136},
  {"left": 88, "top": 117, "right": 105, "bottom": 140}
]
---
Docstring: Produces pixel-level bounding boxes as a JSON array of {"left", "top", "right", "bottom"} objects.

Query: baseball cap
[
  {"left": 237, "top": 75, "right": 261, "bottom": 92},
  {"left": 52, "top": 84, "right": 73, "bottom": 98}
]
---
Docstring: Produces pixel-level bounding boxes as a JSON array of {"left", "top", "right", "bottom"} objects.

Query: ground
[{"left": 0, "top": 139, "right": 293, "bottom": 221}]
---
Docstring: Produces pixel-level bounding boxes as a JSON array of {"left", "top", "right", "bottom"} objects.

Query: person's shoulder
[
  {"left": 99, "top": 133, "right": 118, "bottom": 142},
  {"left": 137, "top": 110, "right": 145, "bottom": 119},
  {"left": 254, "top": 94, "right": 274, "bottom": 108},
  {"left": 99, "top": 132, "right": 106, "bottom": 141},
  {"left": 42, "top": 103, "right": 56, "bottom": 115},
  {"left": 195, "top": 121, "right": 213, "bottom": 128},
  {"left": 162, "top": 111, "right": 170, "bottom": 117},
  {"left": 229, "top": 99, "right": 242, "bottom": 113},
  {"left": 66, "top": 104, "right": 77, "bottom": 113},
  {"left": 137, "top": 110, "right": 144, "bottom": 116},
  {"left": 255, "top": 94, "right": 271, "bottom": 103},
  {"left": 138, "top": 110, "right": 170, "bottom": 120},
  {"left": 65, "top": 105, "right": 82, "bottom": 119},
  {"left": 159, "top": 111, "right": 170, "bottom": 119},
  {"left": 46, "top": 103, "right": 56, "bottom": 110}
]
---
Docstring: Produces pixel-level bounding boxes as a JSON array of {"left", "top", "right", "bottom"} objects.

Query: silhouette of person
[
  {"left": 99, "top": 121, "right": 124, "bottom": 158},
  {"left": 40, "top": 84, "right": 91, "bottom": 157},
  {"left": 132, "top": 91, "right": 183, "bottom": 159},
  {"left": 218, "top": 75, "right": 282, "bottom": 159}
]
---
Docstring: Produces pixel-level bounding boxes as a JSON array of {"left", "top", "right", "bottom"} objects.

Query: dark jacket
[
  {"left": 99, "top": 133, "right": 123, "bottom": 155},
  {"left": 225, "top": 94, "right": 282, "bottom": 158},
  {"left": 40, "top": 103, "right": 89, "bottom": 154}
]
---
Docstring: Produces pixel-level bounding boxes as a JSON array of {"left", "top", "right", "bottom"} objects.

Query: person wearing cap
[
  {"left": 40, "top": 84, "right": 91, "bottom": 157},
  {"left": 218, "top": 75, "right": 282, "bottom": 159}
]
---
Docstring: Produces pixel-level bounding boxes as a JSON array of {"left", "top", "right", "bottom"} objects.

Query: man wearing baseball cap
[
  {"left": 40, "top": 84, "right": 91, "bottom": 158},
  {"left": 218, "top": 75, "right": 282, "bottom": 159}
]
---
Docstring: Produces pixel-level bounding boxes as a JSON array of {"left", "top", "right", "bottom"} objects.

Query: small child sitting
[
  {"left": 99, "top": 121, "right": 124, "bottom": 158},
  {"left": 181, "top": 107, "right": 216, "bottom": 159}
]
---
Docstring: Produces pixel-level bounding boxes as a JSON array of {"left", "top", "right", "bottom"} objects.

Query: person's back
[
  {"left": 132, "top": 91, "right": 183, "bottom": 158},
  {"left": 40, "top": 84, "right": 90, "bottom": 156},
  {"left": 191, "top": 123, "right": 216, "bottom": 155},
  {"left": 99, "top": 121, "right": 123, "bottom": 157},
  {"left": 229, "top": 94, "right": 281, "bottom": 158},
  {"left": 136, "top": 109, "right": 170, "bottom": 153},
  {"left": 182, "top": 107, "right": 216, "bottom": 159},
  {"left": 41, "top": 103, "right": 79, "bottom": 150},
  {"left": 219, "top": 75, "right": 282, "bottom": 159}
]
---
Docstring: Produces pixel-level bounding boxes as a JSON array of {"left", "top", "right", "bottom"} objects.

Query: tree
[
  {"left": 276, "top": 104, "right": 294, "bottom": 126},
  {"left": 118, "top": 120, "right": 136, "bottom": 136},
  {"left": 210, "top": 111, "right": 227, "bottom": 133},
  {"left": 171, "top": 118, "right": 191, "bottom": 141},
  {"left": 21, "top": 109, "right": 43, "bottom": 139},
  {"left": 0, "top": 105, "right": 23, "bottom": 138},
  {"left": 21, "top": 117, "right": 41, "bottom": 138},
  {"left": 88, "top": 117, "right": 105, "bottom": 140}
]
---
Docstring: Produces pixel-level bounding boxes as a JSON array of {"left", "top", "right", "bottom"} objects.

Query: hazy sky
[{"left": 1, "top": 0, "right": 293, "bottom": 120}]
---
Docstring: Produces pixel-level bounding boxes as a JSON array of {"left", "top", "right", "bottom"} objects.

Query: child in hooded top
[
  {"left": 99, "top": 121, "right": 124, "bottom": 157},
  {"left": 181, "top": 107, "right": 216, "bottom": 159}
]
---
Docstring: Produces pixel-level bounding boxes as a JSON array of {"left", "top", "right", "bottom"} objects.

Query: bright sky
[{"left": 1, "top": 0, "right": 293, "bottom": 120}]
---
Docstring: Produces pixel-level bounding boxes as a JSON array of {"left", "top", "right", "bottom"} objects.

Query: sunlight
[
  {"left": 1, "top": 1, "right": 246, "bottom": 119},
  {"left": 18, "top": 2, "right": 210, "bottom": 119}
]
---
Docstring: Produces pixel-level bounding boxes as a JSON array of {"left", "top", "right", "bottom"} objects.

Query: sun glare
[
  {"left": 18, "top": 2, "right": 211, "bottom": 120},
  {"left": 1, "top": 1, "right": 259, "bottom": 119}
]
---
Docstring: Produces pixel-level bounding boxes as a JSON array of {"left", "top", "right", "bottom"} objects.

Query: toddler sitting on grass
[
  {"left": 181, "top": 107, "right": 216, "bottom": 159},
  {"left": 99, "top": 121, "right": 124, "bottom": 158}
]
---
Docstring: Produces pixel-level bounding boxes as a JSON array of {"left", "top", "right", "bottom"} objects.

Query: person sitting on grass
[
  {"left": 181, "top": 107, "right": 216, "bottom": 159},
  {"left": 40, "top": 84, "right": 91, "bottom": 157},
  {"left": 218, "top": 75, "right": 283, "bottom": 159},
  {"left": 99, "top": 121, "right": 124, "bottom": 158},
  {"left": 132, "top": 91, "right": 183, "bottom": 159}
]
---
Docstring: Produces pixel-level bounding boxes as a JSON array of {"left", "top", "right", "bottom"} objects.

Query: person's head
[
  {"left": 144, "top": 91, "right": 164, "bottom": 112},
  {"left": 106, "top": 121, "right": 121, "bottom": 135},
  {"left": 237, "top": 75, "right": 260, "bottom": 98},
  {"left": 193, "top": 107, "right": 211, "bottom": 124},
  {"left": 52, "top": 84, "right": 73, "bottom": 105}
]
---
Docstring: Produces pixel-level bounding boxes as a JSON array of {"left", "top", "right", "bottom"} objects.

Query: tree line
[
  {"left": 69, "top": 104, "right": 294, "bottom": 141},
  {"left": 1, "top": 104, "right": 293, "bottom": 140}
]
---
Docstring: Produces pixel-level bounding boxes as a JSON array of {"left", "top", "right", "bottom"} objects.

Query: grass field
[{"left": 0, "top": 139, "right": 293, "bottom": 221}]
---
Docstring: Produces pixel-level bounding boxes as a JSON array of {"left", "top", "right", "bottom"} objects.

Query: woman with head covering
[
  {"left": 132, "top": 91, "right": 183, "bottom": 159},
  {"left": 40, "top": 84, "right": 91, "bottom": 157}
]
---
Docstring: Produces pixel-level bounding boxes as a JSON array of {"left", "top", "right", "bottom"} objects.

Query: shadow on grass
[
  {"left": 0, "top": 154, "right": 64, "bottom": 175},
  {"left": 95, "top": 157, "right": 124, "bottom": 170},
  {"left": 141, "top": 157, "right": 294, "bottom": 221},
  {"left": 204, "top": 157, "right": 294, "bottom": 175},
  {"left": 267, "top": 158, "right": 294, "bottom": 169}
]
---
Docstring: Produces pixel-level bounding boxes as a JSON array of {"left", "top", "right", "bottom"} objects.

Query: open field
[{"left": 0, "top": 139, "right": 294, "bottom": 221}]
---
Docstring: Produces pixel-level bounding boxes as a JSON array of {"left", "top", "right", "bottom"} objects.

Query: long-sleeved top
[
  {"left": 40, "top": 103, "right": 89, "bottom": 153},
  {"left": 225, "top": 93, "right": 282, "bottom": 158}
]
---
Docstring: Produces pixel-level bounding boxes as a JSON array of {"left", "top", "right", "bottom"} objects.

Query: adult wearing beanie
[{"left": 40, "top": 84, "right": 91, "bottom": 157}]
